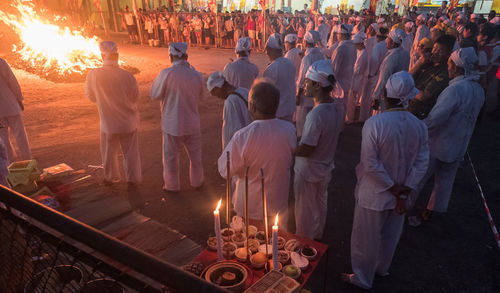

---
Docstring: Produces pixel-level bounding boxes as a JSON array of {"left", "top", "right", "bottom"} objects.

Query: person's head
[
  {"left": 488, "top": 10, "right": 496, "bottom": 21},
  {"left": 416, "top": 14, "right": 426, "bottom": 26},
  {"left": 463, "top": 22, "right": 479, "bottom": 39},
  {"left": 248, "top": 80, "right": 280, "bottom": 120},
  {"left": 265, "top": 33, "right": 283, "bottom": 61},
  {"left": 384, "top": 71, "right": 419, "bottom": 109},
  {"left": 441, "top": 1, "right": 448, "bottom": 8},
  {"left": 207, "top": 71, "right": 233, "bottom": 99},
  {"left": 431, "top": 24, "right": 445, "bottom": 41},
  {"left": 99, "top": 41, "right": 119, "bottom": 62},
  {"left": 417, "top": 37, "right": 433, "bottom": 59},
  {"left": 367, "top": 23, "right": 378, "bottom": 37},
  {"left": 124, "top": 5, "right": 129, "bottom": 12},
  {"left": 448, "top": 47, "right": 477, "bottom": 79},
  {"left": 285, "top": 34, "right": 298, "bottom": 51},
  {"left": 377, "top": 26, "right": 389, "bottom": 41},
  {"left": 304, "top": 60, "right": 336, "bottom": 98},
  {"left": 352, "top": 33, "right": 366, "bottom": 50},
  {"left": 478, "top": 23, "right": 495, "bottom": 46},
  {"left": 304, "top": 3, "right": 308, "bottom": 10},
  {"left": 235, "top": 37, "right": 252, "bottom": 57},
  {"left": 427, "top": 17, "right": 437, "bottom": 28},
  {"left": 355, "top": 16, "right": 363, "bottom": 25},
  {"left": 386, "top": 29, "right": 403, "bottom": 49},
  {"left": 470, "top": 13, "right": 478, "bottom": 23},
  {"left": 405, "top": 21, "right": 414, "bottom": 33},
  {"left": 431, "top": 35, "right": 455, "bottom": 64},
  {"left": 169, "top": 42, "right": 188, "bottom": 62},
  {"left": 303, "top": 30, "right": 320, "bottom": 48},
  {"left": 337, "top": 24, "right": 351, "bottom": 41}
]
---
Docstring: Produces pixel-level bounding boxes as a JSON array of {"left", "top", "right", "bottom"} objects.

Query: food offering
[
  {"left": 284, "top": 239, "right": 302, "bottom": 253},
  {"left": 255, "top": 231, "right": 266, "bottom": 244},
  {"left": 222, "top": 242, "right": 237, "bottom": 259},
  {"left": 245, "top": 225, "right": 258, "bottom": 238},
  {"left": 235, "top": 247, "right": 252, "bottom": 262},
  {"left": 290, "top": 252, "right": 309, "bottom": 271},
  {"left": 258, "top": 244, "right": 273, "bottom": 257},
  {"left": 270, "top": 236, "right": 286, "bottom": 250},
  {"left": 250, "top": 252, "right": 267, "bottom": 269},
  {"left": 278, "top": 250, "right": 290, "bottom": 265},
  {"left": 231, "top": 232, "right": 247, "bottom": 247},
  {"left": 207, "top": 236, "right": 218, "bottom": 251},
  {"left": 300, "top": 246, "right": 318, "bottom": 261},
  {"left": 221, "top": 228, "right": 235, "bottom": 242},
  {"left": 283, "top": 264, "right": 301, "bottom": 280},
  {"left": 246, "top": 238, "right": 260, "bottom": 253},
  {"left": 265, "top": 259, "right": 283, "bottom": 272}
]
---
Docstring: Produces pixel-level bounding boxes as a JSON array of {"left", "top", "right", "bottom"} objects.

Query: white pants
[
  {"left": 346, "top": 90, "right": 360, "bottom": 124},
  {"left": 411, "top": 156, "right": 460, "bottom": 213},
  {"left": 0, "top": 115, "right": 31, "bottom": 163},
  {"left": 350, "top": 204, "right": 405, "bottom": 289},
  {"left": 295, "top": 106, "right": 313, "bottom": 138},
  {"left": 100, "top": 131, "right": 142, "bottom": 183},
  {"left": 162, "top": 132, "right": 204, "bottom": 191},
  {"left": 359, "top": 76, "right": 377, "bottom": 122},
  {"left": 294, "top": 173, "right": 330, "bottom": 240}
]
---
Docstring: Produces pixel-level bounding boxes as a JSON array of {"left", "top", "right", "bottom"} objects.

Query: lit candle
[
  {"left": 214, "top": 199, "right": 223, "bottom": 261},
  {"left": 226, "top": 151, "right": 230, "bottom": 227},
  {"left": 261, "top": 169, "right": 269, "bottom": 257},
  {"left": 272, "top": 213, "right": 279, "bottom": 271}
]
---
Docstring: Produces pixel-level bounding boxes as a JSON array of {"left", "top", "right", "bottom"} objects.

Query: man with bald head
[
  {"left": 218, "top": 80, "right": 296, "bottom": 229},
  {"left": 85, "top": 41, "right": 141, "bottom": 186}
]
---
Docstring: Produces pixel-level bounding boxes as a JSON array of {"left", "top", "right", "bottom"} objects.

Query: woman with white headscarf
[
  {"left": 294, "top": 60, "right": 341, "bottom": 240},
  {"left": 343, "top": 71, "right": 429, "bottom": 289}
]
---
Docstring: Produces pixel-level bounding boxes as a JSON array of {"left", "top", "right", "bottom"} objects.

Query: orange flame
[
  {"left": 215, "top": 199, "right": 222, "bottom": 212},
  {"left": 274, "top": 213, "right": 279, "bottom": 226},
  {"left": 0, "top": 0, "right": 102, "bottom": 75}
]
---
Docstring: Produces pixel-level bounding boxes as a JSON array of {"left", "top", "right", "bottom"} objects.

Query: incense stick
[
  {"left": 245, "top": 166, "right": 250, "bottom": 262},
  {"left": 261, "top": 168, "right": 269, "bottom": 258},
  {"left": 226, "top": 151, "right": 230, "bottom": 227}
]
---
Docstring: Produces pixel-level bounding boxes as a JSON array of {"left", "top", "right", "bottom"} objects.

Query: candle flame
[
  {"left": 274, "top": 213, "right": 279, "bottom": 226},
  {"left": 215, "top": 199, "right": 222, "bottom": 212}
]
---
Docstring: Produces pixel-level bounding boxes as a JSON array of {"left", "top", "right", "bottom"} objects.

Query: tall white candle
[
  {"left": 272, "top": 213, "right": 279, "bottom": 271},
  {"left": 214, "top": 199, "right": 223, "bottom": 261}
]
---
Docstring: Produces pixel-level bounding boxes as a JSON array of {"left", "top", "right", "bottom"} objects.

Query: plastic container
[{"left": 8, "top": 159, "right": 41, "bottom": 187}]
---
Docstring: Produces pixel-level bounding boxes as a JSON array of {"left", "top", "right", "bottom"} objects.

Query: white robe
[
  {"left": 222, "top": 87, "right": 253, "bottom": 149},
  {"left": 316, "top": 23, "right": 329, "bottom": 47},
  {"left": 223, "top": 56, "right": 259, "bottom": 89},
  {"left": 373, "top": 47, "right": 410, "bottom": 101},
  {"left": 401, "top": 32, "right": 413, "bottom": 53},
  {"left": 284, "top": 47, "right": 302, "bottom": 83},
  {"left": 295, "top": 47, "right": 326, "bottom": 137},
  {"left": 263, "top": 56, "right": 297, "bottom": 120},
  {"left": 410, "top": 25, "right": 430, "bottom": 69},
  {"left": 218, "top": 119, "right": 296, "bottom": 229},
  {"left": 294, "top": 103, "right": 340, "bottom": 239},
  {"left": 350, "top": 110, "right": 429, "bottom": 289},
  {"left": 346, "top": 48, "right": 368, "bottom": 123},
  {"left": 331, "top": 39, "right": 357, "bottom": 124}
]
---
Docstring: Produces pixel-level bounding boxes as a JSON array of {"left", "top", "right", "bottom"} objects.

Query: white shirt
[
  {"left": 222, "top": 87, "right": 253, "bottom": 149},
  {"left": 85, "top": 61, "right": 139, "bottom": 134},
  {"left": 223, "top": 57, "right": 259, "bottom": 89},
  {"left": 351, "top": 48, "right": 368, "bottom": 93},
  {"left": 218, "top": 119, "right": 296, "bottom": 222},
  {"left": 263, "top": 56, "right": 297, "bottom": 118},
  {"left": 368, "top": 39, "right": 388, "bottom": 78},
  {"left": 402, "top": 32, "right": 413, "bottom": 53},
  {"left": 331, "top": 40, "right": 357, "bottom": 97},
  {"left": 0, "top": 58, "right": 23, "bottom": 117},
  {"left": 151, "top": 60, "right": 204, "bottom": 136},
  {"left": 425, "top": 75, "right": 485, "bottom": 163},
  {"left": 295, "top": 103, "right": 340, "bottom": 182},
  {"left": 285, "top": 47, "right": 302, "bottom": 83},
  {"left": 296, "top": 47, "right": 326, "bottom": 107},
  {"left": 373, "top": 47, "right": 410, "bottom": 99},
  {"left": 317, "top": 23, "right": 329, "bottom": 47},
  {"left": 364, "top": 36, "right": 377, "bottom": 66},
  {"left": 355, "top": 110, "right": 429, "bottom": 211}
]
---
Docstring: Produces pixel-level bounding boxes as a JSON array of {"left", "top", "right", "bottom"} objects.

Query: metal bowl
[{"left": 204, "top": 261, "right": 248, "bottom": 292}]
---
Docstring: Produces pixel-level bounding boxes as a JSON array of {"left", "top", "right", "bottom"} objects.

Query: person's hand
[
  {"left": 18, "top": 100, "right": 24, "bottom": 111},
  {"left": 396, "top": 197, "right": 407, "bottom": 214},
  {"left": 422, "top": 51, "right": 432, "bottom": 64}
]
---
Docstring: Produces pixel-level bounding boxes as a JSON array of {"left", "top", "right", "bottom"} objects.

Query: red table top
[{"left": 195, "top": 219, "right": 328, "bottom": 291}]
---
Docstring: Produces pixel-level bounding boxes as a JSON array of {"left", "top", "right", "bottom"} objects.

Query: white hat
[
  {"left": 235, "top": 37, "right": 252, "bottom": 54},
  {"left": 266, "top": 33, "right": 283, "bottom": 49},
  {"left": 306, "top": 60, "right": 335, "bottom": 87},
  {"left": 304, "top": 30, "right": 320, "bottom": 44},
  {"left": 377, "top": 17, "right": 385, "bottom": 24},
  {"left": 370, "top": 23, "right": 379, "bottom": 32},
  {"left": 385, "top": 71, "right": 419, "bottom": 108},
  {"left": 449, "top": 47, "right": 478, "bottom": 75},
  {"left": 285, "top": 33, "right": 298, "bottom": 43},
  {"left": 207, "top": 71, "right": 226, "bottom": 91},
  {"left": 389, "top": 28, "right": 405, "bottom": 44},
  {"left": 99, "top": 41, "right": 118, "bottom": 60},
  {"left": 352, "top": 32, "right": 366, "bottom": 44},
  {"left": 169, "top": 42, "right": 188, "bottom": 57}
]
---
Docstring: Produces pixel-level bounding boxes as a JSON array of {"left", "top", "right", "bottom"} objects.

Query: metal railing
[{"left": 0, "top": 185, "right": 226, "bottom": 293}]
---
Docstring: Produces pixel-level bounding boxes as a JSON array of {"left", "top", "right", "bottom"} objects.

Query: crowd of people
[{"left": 1, "top": 2, "right": 500, "bottom": 290}]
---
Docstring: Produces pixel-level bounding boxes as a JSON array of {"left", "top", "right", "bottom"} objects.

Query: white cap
[
  {"left": 370, "top": 23, "right": 379, "bottom": 32},
  {"left": 235, "top": 37, "right": 252, "bottom": 54},
  {"left": 99, "top": 41, "right": 118, "bottom": 60},
  {"left": 266, "top": 33, "right": 283, "bottom": 49},
  {"left": 304, "top": 30, "right": 320, "bottom": 44},
  {"left": 207, "top": 71, "right": 226, "bottom": 91},
  {"left": 169, "top": 42, "right": 188, "bottom": 57},
  {"left": 389, "top": 28, "right": 405, "bottom": 44},
  {"left": 385, "top": 71, "right": 419, "bottom": 108},
  {"left": 306, "top": 60, "right": 335, "bottom": 87},
  {"left": 449, "top": 47, "right": 478, "bottom": 75},
  {"left": 352, "top": 32, "right": 366, "bottom": 44},
  {"left": 285, "top": 33, "right": 298, "bottom": 43}
]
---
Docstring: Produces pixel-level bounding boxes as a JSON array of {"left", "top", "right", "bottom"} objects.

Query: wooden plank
[
  {"left": 99, "top": 212, "right": 151, "bottom": 236},
  {"left": 65, "top": 195, "right": 132, "bottom": 227},
  {"left": 157, "top": 238, "right": 203, "bottom": 266}
]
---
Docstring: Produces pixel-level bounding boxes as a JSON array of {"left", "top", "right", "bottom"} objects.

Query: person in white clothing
[
  {"left": 415, "top": 48, "right": 485, "bottom": 220},
  {"left": 295, "top": 30, "right": 325, "bottom": 137},
  {"left": 294, "top": 60, "right": 340, "bottom": 240},
  {"left": 373, "top": 29, "right": 411, "bottom": 112},
  {"left": 402, "top": 21, "right": 415, "bottom": 53},
  {"left": 316, "top": 17, "right": 329, "bottom": 47},
  {"left": 151, "top": 43, "right": 204, "bottom": 192},
  {"left": 410, "top": 14, "right": 431, "bottom": 69},
  {"left": 207, "top": 71, "right": 252, "bottom": 149},
  {"left": 346, "top": 33, "right": 368, "bottom": 124},
  {"left": 85, "top": 41, "right": 141, "bottom": 185},
  {"left": 218, "top": 81, "right": 296, "bottom": 229},
  {"left": 331, "top": 24, "right": 357, "bottom": 126},
  {"left": 359, "top": 27, "right": 389, "bottom": 122},
  {"left": 342, "top": 71, "right": 429, "bottom": 289},
  {"left": 352, "top": 16, "right": 365, "bottom": 36},
  {"left": 284, "top": 34, "right": 302, "bottom": 83},
  {"left": 223, "top": 37, "right": 259, "bottom": 90},
  {"left": 263, "top": 33, "right": 297, "bottom": 122},
  {"left": 0, "top": 58, "right": 31, "bottom": 163}
]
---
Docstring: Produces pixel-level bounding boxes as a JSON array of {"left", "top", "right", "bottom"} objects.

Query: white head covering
[
  {"left": 266, "top": 33, "right": 283, "bottom": 49},
  {"left": 389, "top": 28, "right": 405, "bottom": 44},
  {"left": 339, "top": 24, "right": 351, "bottom": 34},
  {"left": 304, "top": 30, "right": 320, "bottom": 44},
  {"left": 449, "top": 47, "right": 478, "bottom": 76},
  {"left": 370, "top": 23, "right": 379, "bottom": 33},
  {"left": 285, "top": 33, "right": 298, "bottom": 43},
  {"left": 306, "top": 60, "right": 335, "bottom": 87},
  {"left": 352, "top": 32, "right": 366, "bottom": 44},
  {"left": 417, "top": 14, "right": 427, "bottom": 22},
  {"left": 207, "top": 71, "right": 226, "bottom": 91},
  {"left": 169, "top": 42, "right": 188, "bottom": 57},
  {"left": 235, "top": 37, "right": 252, "bottom": 54},
  {"left": 377, "top": 17, "right": 385, "bottom": 24},
  {"left": 405, "top": 21, "right": 415, "bottom": 30},
  {"left": 99, "top": 41, "right": 118, "bottom": 60},
  {"left": 385, "top": 71, "right": 419, "bottom": 108}
]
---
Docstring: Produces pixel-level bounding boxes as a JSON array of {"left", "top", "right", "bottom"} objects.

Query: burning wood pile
[{"left": 0, "top": 0, "right": 138, "bottom": 83}]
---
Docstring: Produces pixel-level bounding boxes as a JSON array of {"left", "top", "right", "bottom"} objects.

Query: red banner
[{"left": 369, "top": 0, "right": 378, "bottom": 13}]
